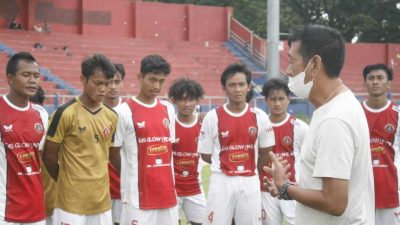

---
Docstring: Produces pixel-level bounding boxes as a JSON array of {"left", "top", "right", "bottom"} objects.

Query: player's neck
[
  {"left": 103, "top": 97, "right": 119, "bottom": 108},
  {"left": 366, "top": 95, "right": 388, "bottom": 109},
  {"left": 79, "top": 95, "right": 101, "bottom": 112},
  {"left": 6, "top": 91, "right": 29, "bottom": 108},
  {"left": 177, "top": 113, "right": 195, "bottom": 124},
  {"left": 136, "top": 93, "right": 156, "bottom": 105},
  {"left": 226, "top": 101, "right": 247, "bottom": 113},
  {"left": 269, "top": 113, "right": 287, "bottom": 124}
]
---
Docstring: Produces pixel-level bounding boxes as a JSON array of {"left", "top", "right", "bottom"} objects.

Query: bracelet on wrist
[{"left": 278, "top": 181, "right": 293, "bottom": 200}]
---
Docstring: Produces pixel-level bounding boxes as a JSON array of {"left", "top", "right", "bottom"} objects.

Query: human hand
[
  {"left": 263, "top": 177, "right": 280, "bottom": 198},
  {"left": 263, "top": 152, "right": 291, "bottom": 189}
]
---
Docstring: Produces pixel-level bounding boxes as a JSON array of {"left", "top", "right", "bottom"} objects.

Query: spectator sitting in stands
[
  {"left": 44, "top": 21, "right": 51, "bottom": 33},
  {"left": 34, "top": 24, "right": 43, "bottom": 33},
  {"left": 34, "top": 42, "right": 43, "bottom": 49},
  {"left": 8, "top": 19, "right": 21, "bottom": 30}
]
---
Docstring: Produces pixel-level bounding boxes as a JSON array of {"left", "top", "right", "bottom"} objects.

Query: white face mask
[{"left": 288, "top": 59, "right": 314, "bottom": 99}]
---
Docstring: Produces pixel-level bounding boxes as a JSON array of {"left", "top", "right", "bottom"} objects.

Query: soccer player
[
  {"left": 0, "top": 52, "right": 48, "bottom": 224},
  {"left": 259, "top": 78, "right": 308, "bottom": 225},
  {"left": 30, "top": 86, "right": 55, "bottom": 225},
  {"left": 264, "top": 25, "right": 374, "bottom": 225},
  {"left": 43, "top": 54, "right": 118, "bottom": 225},
  {"left": 168, "top": 78, "right": 206, "bottom": 225},
  {"left": 198, "top": 64, "right": 275, "bottom": 225},
  {"left": 104, "top": 63, "right": 126, "bottom": 225},
  {"left": 110, "top": 55, "right": 178, "bottom": 225},
  {"left": 361, "top": 63, "right": 400, "bottom": 225}
]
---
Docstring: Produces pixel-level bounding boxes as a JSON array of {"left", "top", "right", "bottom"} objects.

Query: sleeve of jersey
[
  {"left": 197, "top": 111, "right": 216, "bottom": 154},
  {"left": 46, "top": 108, "right": 69, "bottom": 144},
  {"left": 112, "top": 103, "right": 130, "bottom": 147},
  {"left": 256, "top": 110, "right": 275, "bottom": 148},
  {"left": 313, "top": 119, "right": 354, "bottom": 180},
  {"left": 37, "top": 105, "right": 49, "bottom": 150},
  {"left": 164, "top": 100, "right": 176, "bottom": 143}
]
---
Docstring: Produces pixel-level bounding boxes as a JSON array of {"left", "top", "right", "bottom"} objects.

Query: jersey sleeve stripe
[{"left": 47, "top": 98, "right": 76, "bottom": 137}]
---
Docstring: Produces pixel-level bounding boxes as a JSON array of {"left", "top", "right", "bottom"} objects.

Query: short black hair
[
  {"left": 140, "top": 54, "right": 170, "bottom": 76},
  {"left": 362, "top": 64, "right": 393, "bottom": 81},
  {"left": 288, "top": 24, "right": 345, "bottom": 78},
  {"left": 30, "top": 86, "right": 45, "bottom": 105},
  {"left": 168, "top": 77, "right": 204, "bottom": 100},
  {"left": 6, "top": 52, "right": 37, "bottom": 76},
  {"left": 262, "top": 78, "right": 291, "bottom": 98},
  {"left": 114, "top": 63, "right": 126, "bottom": 80},
  {"left": 220, "top": 64, "right": 251, "bottom": 87},
  {"left": 81, "top": 54, "right": 116, "bottom": 79}
]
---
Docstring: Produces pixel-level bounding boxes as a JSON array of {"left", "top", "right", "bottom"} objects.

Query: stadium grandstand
[{"left": 0, "top": 0, "right": 399, "bottom": 116}]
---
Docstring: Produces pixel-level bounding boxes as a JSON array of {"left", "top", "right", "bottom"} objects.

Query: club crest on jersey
[
  {"left": 283, "top": 136, "right": 292, "bottom": 145},
  {"left": 3, "top": 124, "right": 12, "bottom": 133},
  {"left": 103, "top": 127, "right": 110, "bottom": 137},
  {"left": 248, "top": 126, "right": 257, "bottom": 136},
  {"left": 137, "top": 121, "right": 145, "bottom": 128},
  {"left": 385, "top": 124, "right": 395, "bottom": 134},
  {"left": 221, "top": 130, "right": 229, "bottom": 138},
  {"left": 79, "top": 126, "right": 86, "bottom": 133},
  {"left": 34, "top": 123, "right": 44, "bottom": 134},
  {"left": 163, "top": 118, "right": 169, "bottom": 128}
]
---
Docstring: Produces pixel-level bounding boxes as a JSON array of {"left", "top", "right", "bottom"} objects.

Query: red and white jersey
[
  {"left": 198, "top": 104, "right": 275, "bottom": 175},
  {"left": 172, "top": 116, "right": 202, "bottom": 197},
  {"left": 362, "top": 100, "right": 400, "bottom": 208},
  {"left": 108, "top": 97, "right": 123, "bottom": 200},
  {"left": 0, "top": 95, "right": 48, "bottom": 222},
  {"left": 114, "top": 97, "right": 176, "bottom": 209},
  {"left": 260, "top": 114, "right": 308, "bottom": 191}
]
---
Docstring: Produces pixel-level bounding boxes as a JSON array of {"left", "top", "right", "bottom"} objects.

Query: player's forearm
[
  {"left": 257, "top": 147, "right": 271, "bottom": 174},
  {"left": 287, "top": 185, "right": 347, "bottom": 216},
  {"left": 43, "top": 158, "right": 59, "bottom": 181},
  {"left": 109, "top": 147, "right": 121, "bottom": 174},
  {"left": 201, "top": 153, "right": 212, "bottom": 164}
]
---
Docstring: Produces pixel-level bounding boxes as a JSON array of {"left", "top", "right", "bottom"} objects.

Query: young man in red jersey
[
  {"left": 110, "top": 55, "right": 178, "bottom": 225},
  {"left": 259, "top": 78, "right": 308, "bottom": 225},
  {"left": 0, "top": 52, "right": 48, "bottom": 224},
  {"left": 168, "top": 78, "right": 206, "bottom": 225},
  {"left": 362, "top": 64, "right": 400, "bottom": 225},
  {"left": 103, "top": 63, "right": 125, "bottom": 225},
  {"left": 198, "top": 64, "right": 275, "bottom": 225}
]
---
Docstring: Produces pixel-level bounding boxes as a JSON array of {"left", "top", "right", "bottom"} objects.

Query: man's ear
[{"left": 6, "top": 73, "right": 14, "bottom": 86}]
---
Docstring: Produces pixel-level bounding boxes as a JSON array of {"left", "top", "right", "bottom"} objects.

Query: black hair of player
[
  {"left": 220, "top": 64, "right": 251, "bottom": 87},
  {"left": 29, "top": 86, "right": 45, "bottom": 105},
  {"left": 6, "top": 52, "right": 37, "bottom": 76},
  {"left": 140, "top": 54, "right": 171, "bottom": 77},
  {"left": 288, "top": 24, "right": 345, "bottom": 78},
  {"left": 113, "top": 63, "right": 126, "bottom": 80},
  {"left": 81, "top": 54, "right": 116, "bottom": 79},
  {"left": 262, "top": 78, "right": 291, "bottom": 98},
  {"left": 362, "top": 64, "right": 393, "bottom": 81},
  {"left": 168, "top": 77, "right": 204, "bottom": 100}
]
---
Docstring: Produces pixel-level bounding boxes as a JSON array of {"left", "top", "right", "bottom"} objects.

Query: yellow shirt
[{"left": 46, "top": 97, "right": 117, "bottom": 214}]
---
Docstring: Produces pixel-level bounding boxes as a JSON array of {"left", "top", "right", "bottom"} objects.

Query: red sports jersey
[
  {"left": 363, "top": 101, "right": 400, "bottom": 208},
  {"left": 216, "top": 106, "right": 258, "bottom": 176},
  {"left": 172, "top": 118, "right": 202, "bottom": 196},
  {"left": 108, "top": 163, "right": 121, "bottom": 199},
  {"left": 260, "top": 115, "right": 296, "bottom": 192},
  {"left": 126, "top": 98, "right": 176, "bottom": 209},
  {"left": 0, "top": 96, "right": 46, "bottom": 222}
]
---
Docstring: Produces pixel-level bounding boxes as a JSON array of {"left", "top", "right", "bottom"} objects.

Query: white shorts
[
  {"left": 375, "top": 207, "right": 400, "bottom": 225},
  {"left": 0, "top": 220, "right": 45, "bottom": 225},
  {"left": 111, "top": 199, "right": 122, "bottom": 223},
  {"left": 260, "top": 191, "right": 295, "bottom": 225},
  {"left": 52, "top": 208, "right": 112, "bottom": 225},
  {"left": 178, "top": 193, "right": 206, "bottom": 223},
  {"left": 204, "top": 173, "right": 262, "bottom": 225},
  {"left": 120, "top": 203, "right": 178, "bottom": 225}
]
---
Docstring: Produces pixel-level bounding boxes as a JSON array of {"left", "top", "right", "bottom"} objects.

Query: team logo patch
[
  {"left": 34, "top": 123, "right": 44, "bottom": 134},
  {"left": 283, "top": 136, "right": 292, "bottom": 145},
  {"left": 3, "top": 124, "right": 12, "bottom": 133},
  {"left": 137, "top": 121, "right": 145, "bottom": 128},
  {"left": 163, "top": 118, "right": 169, "bottom": 128},
  {"left": 385, "top": 124, "right": 395, "bottom": 134},
  {"left": 248, "top": 126, "right": 257, "bottom": 136},
  {"left": 103, "top": 127, "right": 110, "bottom": 137},
  {"left": 221, "top": 130, "right": 229, "bottom": 138}
]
